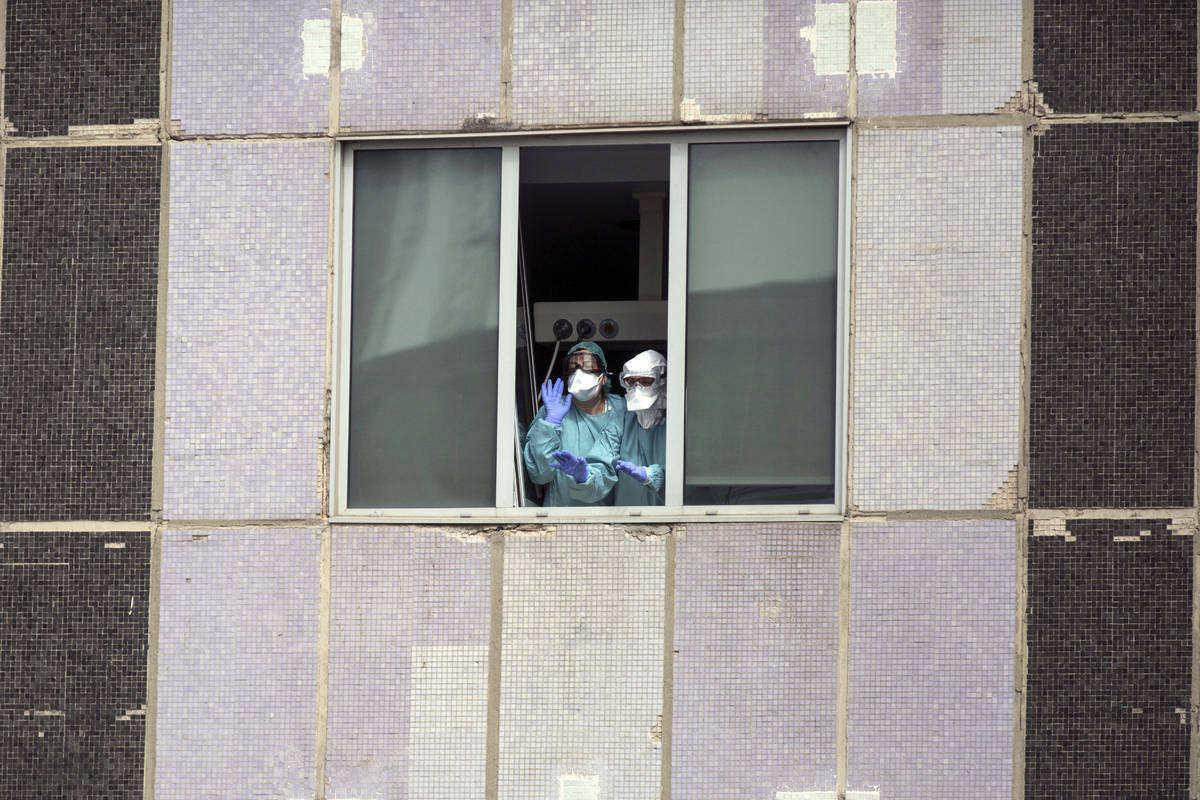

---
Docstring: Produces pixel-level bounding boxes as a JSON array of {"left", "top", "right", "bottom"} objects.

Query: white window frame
[{"left": 331, "top": 123, "right": 851, "bottom": 523}]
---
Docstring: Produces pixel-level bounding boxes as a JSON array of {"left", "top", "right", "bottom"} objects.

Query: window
[{"left": 333, "top": 127, "right": 848, "bottom": 520}]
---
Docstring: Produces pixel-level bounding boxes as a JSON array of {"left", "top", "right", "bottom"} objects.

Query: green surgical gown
[
  {"left": 614, "top": 411, "right": 665, "bottom": 506},
  {"left": 523, "top": 394, "right": 625, "bottom": 507}
]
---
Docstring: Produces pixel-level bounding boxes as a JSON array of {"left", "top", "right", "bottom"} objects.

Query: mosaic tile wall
[
  {"left": 683, "top": 0, "right": 847, "bottom": 120},
  {"left": 326, "top": 526, "right": 491, "bottom": 799},
  {"left": 1030, "top": 123, "right": 1197, "bottom": 508},
  {"left": 854, "top": 127, "right": 1022, "bottom": 511},
  {"left": 0, "top": 531, "right": 149, "bottom": 799},
  {"left": 498, "top": 526, "right": 664, "bottom": 800},
  {"left": 154, "top": 528, "right": 321, "bottom": 800},
  {"left": 170, "top": 0, "right": 329, "bottom": 135},
  {"left": 163, "top": 141, "right": 329, "bottom": 521},
  {"left": 4, "top": 0, "right": 159, "bottom": 136},
  {"left": 0, "top": 146, "right": 160, "bottom": 521},
  {"left": 848, "top": 521, "right": 1015, "bottom": 800},
  {"left": 1027, "top": 520, "right": 1191, "bottom": 797},
  {"left": 3, "top": 0, "right": 1199, "bottom": 798},
  {"left": 512, "top": 0, "right": 673, "bottom": 126},
  {"left": 340, "top": 0, "right": 501, "bottom": 132},
  {"left": 858, "top": 0, "right": 1022, "bottom": 116},
  {"left": 673, "top": 524, "right": 839, "bottom": 798},
  {"left": 1034, "top": 0, "right": 1197, "bottom": 114}
]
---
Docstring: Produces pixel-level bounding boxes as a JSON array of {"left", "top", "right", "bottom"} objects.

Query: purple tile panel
[
  {"left": 858, "top": 0, "right": 1021, "bottom": 115},
  {"left": 498, "top": 524, "right": 664, "bottom": 800},
  {"left": 340, "top": 0, "right": 501, "bottom": 131},
  {"left": 673, "top": 523, "right": 840, "bottom": 798},
  {"left": 858, "top": 0, "right": 942, "bottom": 116},
  {"left": 765, "top": 0, "right": 848, "bottom": 117},
  {"left": 684, "top": 0, "right": 847, "bottom": 120},
  {"left": 848, "top": 521, "right": 1015, "bottom": 799},
  {"left": 326, "top": 526, "right": 492, "bottom": 799},
  {"left": 154, "top": 528, "right": 321, "bottom": 800},
  {"left": 171, "top": 0, "right": 329, "bottom": 134},
  {"left": 163, "top": 141, "right": 329, "bottom": 520},
  {"left": 512, "top": 0, "right": 673, "bottom": 126}
]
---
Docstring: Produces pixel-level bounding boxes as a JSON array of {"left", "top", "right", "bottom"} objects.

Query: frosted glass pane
[
  {"left": 348, "top": 148, "right": 501, "bottom": 508},
  {"left": 685, "top": 141, "right": 839, "bottom": 505}
]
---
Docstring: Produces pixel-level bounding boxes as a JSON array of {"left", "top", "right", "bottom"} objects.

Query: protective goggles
[
  {"left": 620, "top": 372, "right": 663, "bottom": 390},
  {"left": 562, "top": 355, "right": 604, "bottom": 377}
]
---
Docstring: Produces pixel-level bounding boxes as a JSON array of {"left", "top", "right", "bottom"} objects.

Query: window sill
[{"left": 330, "top": 505, "right": 844, "bottom": 526}]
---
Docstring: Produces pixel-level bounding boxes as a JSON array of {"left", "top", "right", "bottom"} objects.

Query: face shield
[{"left": 620, "top": 350, "right": 666, "bottom": 426}]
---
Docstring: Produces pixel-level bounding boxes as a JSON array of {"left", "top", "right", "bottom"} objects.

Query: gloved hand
[
  {"left": 550, "top": 449, "right": 589, "bottom": 484},
  {"left": 616, "top": 459, "right": 650, "bottom": 484},
  {"left": 541, "top": 378, "right": 571, "bottom": 426}
]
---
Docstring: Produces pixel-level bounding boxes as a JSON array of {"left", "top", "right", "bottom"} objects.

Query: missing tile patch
[
  {"left": 856, "top": 0, "right": 897, "bottom": 75},
  {"left": 559, "top": 774, "right": 599, "bottom": 800},
  {"left": 982, "top": 465, "right": 1019, "bottom": 509},
  {"left": 799, "top": 3, "right": 849, "bottom": 75},
  {"left": 758, "top": 596, "right": 785, "bottom": 622},
  {"left": 798, "top": 1, "right": 895, "bottom": 76},
  {"left": 679, "top": 98, "right": 756, "bottom": 123},
  {"left": 301, "top": 16, "right": 366, "bottom": 76}
]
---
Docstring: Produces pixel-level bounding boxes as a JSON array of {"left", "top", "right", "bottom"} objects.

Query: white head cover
[{"left": 620, "top": 349, "right": 666, "bottom": 429}]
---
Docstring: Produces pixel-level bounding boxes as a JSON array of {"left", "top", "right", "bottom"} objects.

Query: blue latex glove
[
  {"left": 541, "top": 378, "right": 571, "bottom": 426},
  {"left": 616, "top": 459, "right": 650, "bottom": 484},
  {"left": 550, "top": 449, "right": 589, "bottom": 484}
]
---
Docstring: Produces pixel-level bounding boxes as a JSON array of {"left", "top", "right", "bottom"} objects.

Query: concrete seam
[
  {"left": 160, "top": 0, "right": 172, "bottom": 137},
  {"left": 858, "top": 112, "right": 1200, "bottom": 130},
  {"left": 845, "top": 122, "right": 858, "bottom": 512},
  {"left": 1021, "top": 0, "right": 1033, "bottom": 85},
  {"left": 672, "top": 0, "right": 685, "bottom": 124},
  {"left": 1039, "top": 112, "right": 1200, "bottom": 124},
  {"left": 500, "top": 0, "right": 514, "bottom": 124},
  {"left": 4, "top": 135, "right": 164, "bottom": 148},
  {"left": 21, "top": 509, "right": 1185, "bottom": 530},
  {"left": 321, "top": 127, "right": 337, "bottom": 518},
  {"left": 165, "top": 132, "right": 333, "bottom": 142},
  {"left": 0, "top": 521, "right": 159, "bottom": 532},
  {"left": 1024, "top": 508, "right": 1199, "bottom": 520},
  {"left": 329, "top": 0, "right": 342, "bottom": 135},
  {"left": 660, "top": 529, "right": 677, "bottom": 800},
  {"left": 846, "top": 0, "right": 857, "bottom": 121},
  {"left": 153, "top": 518, "right": 330, "bottom": 530},
  {"left": 1019, "top": 112, "right": 1033, "bottom": 511},
  {"left": 1013, "top": 514, "right": 1028, "bottom": 800},
  {"left": 485, "top": 533, "right": 505, "bottom": 800},
  {"left": 314, "top": 523, "right": 332, "bottom": 800},
  {"left": 142, "top": 525, "right": 163, "bottom": 800},
  {"left": 150, "top": 137, "right": 170, "bottom": 518},
  {"left": 836, "top": 519, "right": 851, "bottom": 800},
  {"left": 1014, "top": 41, "right": 1033, "bottom": 796}
]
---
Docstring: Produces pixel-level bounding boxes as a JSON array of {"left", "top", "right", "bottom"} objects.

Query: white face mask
[
  {"left": 567, "top": 370, "right": 601, "bottom": 402},
  {"left": 624, "top": 384, "right": 660, "bottom": 411}
]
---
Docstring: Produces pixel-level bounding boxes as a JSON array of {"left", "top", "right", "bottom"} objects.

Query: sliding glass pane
[
  {"left": 348, "top": 148, "right": 501, "bottom": 507},
  {"left": 685, "top": 140, "right": 839, "bottom": 505}
]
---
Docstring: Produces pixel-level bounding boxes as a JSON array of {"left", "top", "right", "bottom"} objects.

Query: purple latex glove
[
  {"left": 550, "top": 449, "right": 589, "bottom": 483},
  {"left": 541, "top": 378, "right": 571, "bottom": 426},
  {"left": 616, "top": 459, "right": 650, "bottom": 484}
]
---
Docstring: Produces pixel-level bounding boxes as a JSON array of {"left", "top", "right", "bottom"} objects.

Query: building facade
[{"left": 0, "top": 1, "right": 1195, "bottom": 798}]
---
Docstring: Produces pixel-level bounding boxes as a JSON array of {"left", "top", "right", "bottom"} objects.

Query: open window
[{"left": 334, "top": 128, "right": 847, "bottom": 520}]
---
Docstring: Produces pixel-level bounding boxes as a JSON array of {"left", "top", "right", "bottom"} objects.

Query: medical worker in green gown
[
  {"left": 613, "top": 349, "right": 666, "bottom": 506},
  {"left": 523, "top": 341, "right": 625, "bottom": 506}
]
